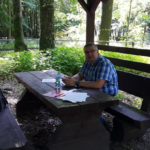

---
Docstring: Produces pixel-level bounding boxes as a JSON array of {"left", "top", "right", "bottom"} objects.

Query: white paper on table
[
  {"left": 63, "top": 92, "right": 87, "bottom": 103},
  {"left": 42, "top": 79, "right": 65, "bottom": 86},
  {"left": 42, "top": 79, "right": 55, "bottom": 83}
]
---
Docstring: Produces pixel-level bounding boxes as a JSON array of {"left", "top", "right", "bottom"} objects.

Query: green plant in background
[
  {"left": 0, "top": 50, "right": 53, "bottom": 78},
  {"left": 133, "top": 98, "right": 142, "bottom": 109},
  {"left": 115, "top": 93, "right": 123, "bottom": 101},
  {"left": 0, "top": 46, "right": 85, "bottom": 78},
  {"left": 50, "top": 47, "right": 85, "bottom": 76},
  {"left": 1, "top": 45, "right": 150, "bottom": 78}
]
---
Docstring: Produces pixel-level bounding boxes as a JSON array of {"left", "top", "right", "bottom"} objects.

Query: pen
[{"left": 55, "top": 93, "right": 64, "bottom": 97}]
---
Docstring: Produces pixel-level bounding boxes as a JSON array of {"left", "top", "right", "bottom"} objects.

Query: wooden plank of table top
[
  {"left": 14, "top": 72, "right": 80, "bottom": 115},
  {"left": 29, "top": 70, "right": 56, "bottom": 88},
  {"left": 44, "top": 69, "right": 66, "bottom": 78},
  {"left": 80, "top": 89, "right": 119, "bottom": 109},
  {"left": 29, "top": 70, "right": 101, "bottom": 111}
]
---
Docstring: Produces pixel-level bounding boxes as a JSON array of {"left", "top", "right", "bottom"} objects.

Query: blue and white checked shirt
[{"left": 80, "top": 54, "right": 118, "bottom": 96}]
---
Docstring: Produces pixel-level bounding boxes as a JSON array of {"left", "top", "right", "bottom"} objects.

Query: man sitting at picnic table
[{"left": 62, "top": 42, "right": 118, "bottom": 132}]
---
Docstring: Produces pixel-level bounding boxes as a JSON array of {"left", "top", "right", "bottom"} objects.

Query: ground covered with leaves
[{"left": 1, "top": 76, "right": 150, "bottom": 150}]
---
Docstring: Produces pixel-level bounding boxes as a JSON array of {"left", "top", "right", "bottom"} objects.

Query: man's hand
[{"left": 62, "top": 76, "right": 76, "bottom": 86}]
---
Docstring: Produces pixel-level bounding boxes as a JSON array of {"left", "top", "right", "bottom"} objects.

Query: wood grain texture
[
  {"left": 0, "top": 106, "right": 27, "bottom": 149},
  {"left": 105, "top": 101, "right": 150, "bottom": 130}
]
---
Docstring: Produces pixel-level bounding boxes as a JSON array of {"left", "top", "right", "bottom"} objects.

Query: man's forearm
[
  {"left": 79, "top": 80, "right": 105, "bottom": 89},
  {"left": 72, "top": 73, "right": 83, "bottom": 81}
]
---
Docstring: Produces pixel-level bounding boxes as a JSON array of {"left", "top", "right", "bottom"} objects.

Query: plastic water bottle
[{"left": 55, "top": 72, "right": 61, "bottom": 90}]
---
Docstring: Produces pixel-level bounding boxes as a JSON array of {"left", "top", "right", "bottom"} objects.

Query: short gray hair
[{"left": 84, "top": 43, "right": 98, "bottom": 50}]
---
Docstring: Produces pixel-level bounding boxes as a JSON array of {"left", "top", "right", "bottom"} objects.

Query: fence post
[{"left": 132, "top": 42, "right": 134, "bottom": 48}]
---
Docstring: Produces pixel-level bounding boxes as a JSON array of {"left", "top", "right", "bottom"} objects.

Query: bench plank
[
  {"left": 105, "top": 56, "right": 150, "bottom": 73},
  {"left": 97, "top": 45, "right": 150, "bottom": 57},
  {"left": 0, "top": 106, "right": 27, "bottom": 149},
  {"left": 105, "top": 101, "right": 150, "bottom": 130}
]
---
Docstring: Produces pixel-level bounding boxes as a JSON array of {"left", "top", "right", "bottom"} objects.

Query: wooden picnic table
[{"left": 13, "top": 69, "right": 119, "bottom": 150}]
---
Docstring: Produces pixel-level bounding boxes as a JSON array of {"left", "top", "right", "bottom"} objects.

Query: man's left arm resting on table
[
  {"left": 72, "top": 73, "right": 106, "bottom": 89},
  {"left": 78, "top": 79, "right": 105, "bottom": 89}
]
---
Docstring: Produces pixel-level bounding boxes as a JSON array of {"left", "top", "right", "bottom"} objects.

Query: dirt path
[{"left": 1, "top": 77, "right": 150, "bottom": 150}]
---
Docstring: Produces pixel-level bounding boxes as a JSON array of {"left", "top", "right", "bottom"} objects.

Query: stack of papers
[
  {"left": 63, "top": 92, "right": 87, "bottom": 103},
  {"left": 43, "top": 90, "right": 88, "bottom": 103}
]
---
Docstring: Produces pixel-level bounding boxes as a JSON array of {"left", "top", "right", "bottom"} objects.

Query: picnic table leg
[
  {"left": 16, "top": 89, "right": 41, "bottom": 117},
  {"left": 45, "top": 110, "right": 110, "bottom": 150}
]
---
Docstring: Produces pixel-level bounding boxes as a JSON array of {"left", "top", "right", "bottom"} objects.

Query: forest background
[
  {"left": 1, "top": 0, "right": 150, "bottom": 47},
  {"left": 0, "top": 0, "right": 150, "bottom": 78}
]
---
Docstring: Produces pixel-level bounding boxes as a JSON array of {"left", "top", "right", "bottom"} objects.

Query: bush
[
  {"left": 0, "top": 50, "right": 53, "bottom": 78},
  {"left": 50, "top": 47, "right": 85, "bottom": 76},
  {"left": 0, "top": 46, "right": 150, "bottom": 79}
]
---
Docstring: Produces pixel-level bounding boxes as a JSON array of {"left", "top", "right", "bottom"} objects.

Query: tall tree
[
  {"left": 0, "top": 0, "right": 12, "bottom": 36},
  {"left": 125, "top": 0, "right": 132, "bottom": 47},
  {"left": 98, "top": 0, "right": 114, "bottom": 45},
  {"left": 13, "top": 0, "right": 28, "bottom": 52},
  {"left": 39, "top": 0, "right": 55, "bottom": 50},
  {"left": 7, "top": 0, "right": 11, "bottom": 39}
]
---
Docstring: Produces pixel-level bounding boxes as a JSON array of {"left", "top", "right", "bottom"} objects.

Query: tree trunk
[
  {"left": 32, "top": 10, "right": 35, "bottom": 38},
  {"left": 7, "top": 0, "right": 11, "bottom": 40},
  {"left": 25, "top": 4, "right": 29, "bottom": 38},
  {"left": 13, "top": 0, "right": 28, "bottom": 52},
  {"left": 39, "top": 0, "right": 55, "bottom": 50},
  {"left": 98, "top": 0, "right": 113, "bottom": 45},
  {"left": 126, "top": 0, "right": 132, "bottom": 47},
  {"left": 34, "top": 10, "right": 36, "bottom": 38},
  {"left": 30, "top": 10, "right": 33, "bottom": 37},
  {"left": 35, "top": 7, "right": 38, "bottom": 38}
]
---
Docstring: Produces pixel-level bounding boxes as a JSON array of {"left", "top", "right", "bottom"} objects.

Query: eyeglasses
[{"left": 84, "top": 49, "right": 97, "bottom": 55}]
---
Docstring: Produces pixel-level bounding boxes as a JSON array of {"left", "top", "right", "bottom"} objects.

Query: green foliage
[
  {"left": 0, "top": 0, "right": 13, "bottom": 32},
  {"left": 115, "top": 93, "right": 123, "bottom": 101},
  {"left": 50, "top": 47, "right": 85, "bottom": 76},
  {"left": 0, "top": 46, "right": 85, "bottom": 78},
  {"left": 133, "top": 98, "right": 142, "bottom": 109},
  {"left": 0, "top": 50, "right": 53, "bottom": 78},
  {"left": 112, "top": 0, "right": 150, "bottom": 43},
  {"left": 22, "top": 1, "right": 36, "bottom": 8},
  {"left": 1, "top": 45, "right": 150, "bottom": 78},
  {"left": 54, "top": 0, "right": 80, "bottom": 39}
]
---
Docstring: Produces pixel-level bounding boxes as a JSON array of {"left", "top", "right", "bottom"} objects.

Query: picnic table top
[{"left": 13, "top": 69, "right": 119, "bottom": 115}]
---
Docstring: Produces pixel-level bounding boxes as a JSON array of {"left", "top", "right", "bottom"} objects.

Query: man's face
[{"left": 84, "top": 45, "right": 99, "bottom": 64}]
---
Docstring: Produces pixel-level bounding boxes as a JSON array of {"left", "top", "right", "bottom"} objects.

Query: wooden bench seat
[
  {"left": 105, "top": 101, "right": 150, "bottom": 130},
  {"left": 105, "top": 101, "right": 150, "bottom": 141},
  {"left": 0, "top": 106, "right": 27, "bottom": 149}
]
